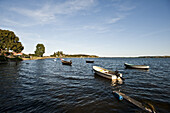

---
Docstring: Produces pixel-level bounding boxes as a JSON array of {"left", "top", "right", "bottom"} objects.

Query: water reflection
[{"left": 125, "top": 67, "right": 150, "bottom": 72}]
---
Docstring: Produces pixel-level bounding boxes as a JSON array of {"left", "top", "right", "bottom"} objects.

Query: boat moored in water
[
  {"left": 61, "top": 59, "right": 72, "bottom": 66},
  {"left": 86, "top": 60, "right": 94, "bottom": 63},
  {"left": 93, "top": 66, "right": 123, "bottom": 82},
  {"left": 124, "top": 63, "right": 149, "bottom": 70}
]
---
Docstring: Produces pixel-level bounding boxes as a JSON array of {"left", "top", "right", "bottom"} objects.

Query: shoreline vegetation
[
  {"left": 0, "top": 54, "right": 99, "bottom": 62},
  {"left": 138, "top": 56, "right": 170, "bottom": 58},
  {"left": 22, "top": 54, "right": 99, "bottom": 60},
  {"left": 100, "top": 56, "right": 170, "bottom": 58},
  {"left": 1, "top": 55, "right": 170, "bottom": 63},
  {"left": 20, "top": 55, "right": 170, "bottom": 61}
]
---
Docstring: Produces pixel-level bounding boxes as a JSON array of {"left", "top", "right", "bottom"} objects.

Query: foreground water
[{"left": 0, "top": 58, "right": 170, "bottom": 113}]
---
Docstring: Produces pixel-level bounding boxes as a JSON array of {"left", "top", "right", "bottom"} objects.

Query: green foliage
[
  {"left": 50, "top": 52, "right": 57, "bottom": 57},
  {"left": 0, "top": 55, "right": 8, "bottom": 61},
  {"left": 53, "top": 52, "right": 57, "bottom": 57},
  {"left": 22, "top": 53, "right": 30, "bottom": 58},
  {"left": 0, "top": 29, "right": 24, "bottom": 53},
  {"left": 56, "top": 51, "right": 64, "bottom": 57},
  {"left": 8, "top": 57, "right": 23, "bottom": 61},
  {"left": 34, "top": 44, "right": 45, "bottom": 57},
  {"left": 29, "top": 54, "right": 35, "bottom": 56},
  {"left": 139, "top": 56, "right": 170, "bottom": 58},
  {"left": 65, "top": 54, "right": 98, "bottom": 58}
]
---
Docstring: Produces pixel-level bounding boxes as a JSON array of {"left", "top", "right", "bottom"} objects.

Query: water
[{"left": 0, "top": 58, "right": 170, "bottom": 113}]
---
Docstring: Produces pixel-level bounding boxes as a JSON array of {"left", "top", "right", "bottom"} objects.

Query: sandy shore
[{"left": 22, "top": 57, "right": 56, "bottom": 61}]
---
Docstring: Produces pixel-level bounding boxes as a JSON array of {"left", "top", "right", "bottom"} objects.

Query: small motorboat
[
  {"left": 86, "top": 60, "right": 94, "bottom": 63},
  {"left": 61, "top": 59, "right": 72, "bottom": 66},
  {"left": 93, "top": 66, "right": 123, "bottom": 82},
  {"left": 124, "top": 63, "right": 149, "bottom": 70}
]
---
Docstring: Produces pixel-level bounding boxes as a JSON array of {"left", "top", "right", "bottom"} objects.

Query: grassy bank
[{"left": 22, "top": 56, "right": 98, "bottom": 60}]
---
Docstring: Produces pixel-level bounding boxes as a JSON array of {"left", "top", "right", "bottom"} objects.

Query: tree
[
  {"left": 53, "top": 52, "right": 57, "bottom": 57},
  {"left": 56, "top": 51, "right": 64, "bottom": 57},
  {"left": 34, "top": 44, "right": 45, "bottom": 57},
  {"left": 50, "top": 52, "right": 57, "bottom": 57},
  {"left": 0, "top": 29, "right": 24, "bottom": 53}
]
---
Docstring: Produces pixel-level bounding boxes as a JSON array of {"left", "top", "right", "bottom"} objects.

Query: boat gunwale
[
  {"left": 61, "top": 60, "right": 72, "bottom": 65},
  {"left": 93, "top": 66, "right": 119, "bottom": 77},
  {"left": 124, "top": 63, "right": 149, "bottom": 69}
]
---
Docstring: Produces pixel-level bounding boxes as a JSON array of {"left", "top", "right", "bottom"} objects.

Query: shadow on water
[{"left": 125, "top": 67, "right": 150, "bottom": 72}]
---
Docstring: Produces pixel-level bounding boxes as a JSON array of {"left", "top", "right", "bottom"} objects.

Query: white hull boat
[
  {"left": 93, "top": 66, "right": 123, "bottom": 82},
  {"left": 124, "top": 63, "right": 149, "bottom": 70}
]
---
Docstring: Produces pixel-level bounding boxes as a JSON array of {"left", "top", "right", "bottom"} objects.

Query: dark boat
[
  {"left": 86, "top": 60, "right": 94, "bottom": 63},
  {"left": 124, "top": 63, "right": 149, "bottom": 70},
  {"left": 61, "top": 60, "right": 72, "bottom": 66}
]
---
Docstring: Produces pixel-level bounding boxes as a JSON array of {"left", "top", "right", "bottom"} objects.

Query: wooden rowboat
[
  {"left": 86, "top": 60, "right": 94, "bottom": 63},
  {"left": 61, "top": 60, "right": 72, "bottom": 66},
  {"left": 124, "top": 63, "right": 149, "bottom": 70},
  {"left": 93, "top": 66, "right": 123, "bottom": 82}
]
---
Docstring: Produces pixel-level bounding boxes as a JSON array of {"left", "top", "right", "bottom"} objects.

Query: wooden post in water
[{"left": 113, "top": 91, "right": 156, "bottom": 113}]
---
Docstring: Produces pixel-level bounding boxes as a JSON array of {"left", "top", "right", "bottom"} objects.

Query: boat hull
[
  {"left": 93, "top": 66, "right": 122, "bottom": 81},
  {"left": 124, "top": 63, "right": 149, "bottom": 70},
  {"left": 93, "top": 70, "right": 112, "bottom": 79},
  {"left": 62, "top": 60, "right": 72, "bottom": 66},
  {"left": 86, "top": 60, "right": 94, "bottom": 63}
]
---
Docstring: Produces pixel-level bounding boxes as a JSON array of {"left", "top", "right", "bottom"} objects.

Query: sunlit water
[{"left": 0, "top": 58, "right": 170, "bottom": 113}]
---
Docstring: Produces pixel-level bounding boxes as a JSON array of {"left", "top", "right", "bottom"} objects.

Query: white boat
[
  {"left": 93, "top": 66, "right": 123, "bottom": 82},
  {"left": 124, "top": 63, "right": 149, "bottom": 70}
]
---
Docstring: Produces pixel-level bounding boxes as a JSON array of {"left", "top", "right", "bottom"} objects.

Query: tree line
[
  {"left": 50, "top": 51, "right": 98, "bottom": 58},
  {"left": 0, "top": 29, "right": 45, "bottom": 57},
  {"left": 0, "top": 29, "right": 24, "bottom": 53},
  {"left": 0, "top": 29, "right": 98, "bottom": 58}
]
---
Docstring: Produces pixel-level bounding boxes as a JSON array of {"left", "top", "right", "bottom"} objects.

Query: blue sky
[{"left": 0, "top": 0, "right": 170, "bottom": 57}]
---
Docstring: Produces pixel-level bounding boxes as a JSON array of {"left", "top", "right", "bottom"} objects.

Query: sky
[{"left": 0, "top": 0, "right": 170, "bottom": 57}]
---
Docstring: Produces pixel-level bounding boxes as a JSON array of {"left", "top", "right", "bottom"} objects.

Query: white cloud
[
  {"left": 139, "top": 29, "right": 170, "bottom": 38},
  {"left": 105, "top": 1, "right": 136, "bottom": 25},
  {"left": 82, "top": 25, "right": 109, "bottom": 34},
  {"left": 54, "top": 0, "right": 95, "bottom": 14},
  {"left": 117, "top": 4, "right": 136, "bottom": 11},
  {"left": 9, "top": 0, "right": 95, "bottom": 25},
  {"left": 1, "top": 18, "right": 39, "bottom": 27},
  {"left": 111, "top": 0, "right": 136, "bottom": 11},
  {"left": 108, "top": 17, "right": 121, "bottom": 24}
]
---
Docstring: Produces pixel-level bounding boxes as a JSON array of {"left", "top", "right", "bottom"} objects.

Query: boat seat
[{"left": 100, "top": 70, "right": 108, "bottom": 73}]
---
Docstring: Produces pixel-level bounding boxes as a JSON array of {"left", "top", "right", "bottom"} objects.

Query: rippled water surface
[{"left": 0, "top": 58, "right": 170, "bottom": 113}]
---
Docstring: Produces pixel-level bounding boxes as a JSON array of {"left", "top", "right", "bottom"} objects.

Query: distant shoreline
[
  {"left": 100, "top": 56, "right": 170, "bottom": 58},
  {"left": 1, "top": 55, "right": 170, "bottom": 62},
  {"left": 22, "top": 56, "right": 98, "bottom": 60},
  {"left": 22, "top": 57, "right": 56, "bottom": 60},
  {"left": 22, "top": 56, "right": 170, "bottom": 61}
]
